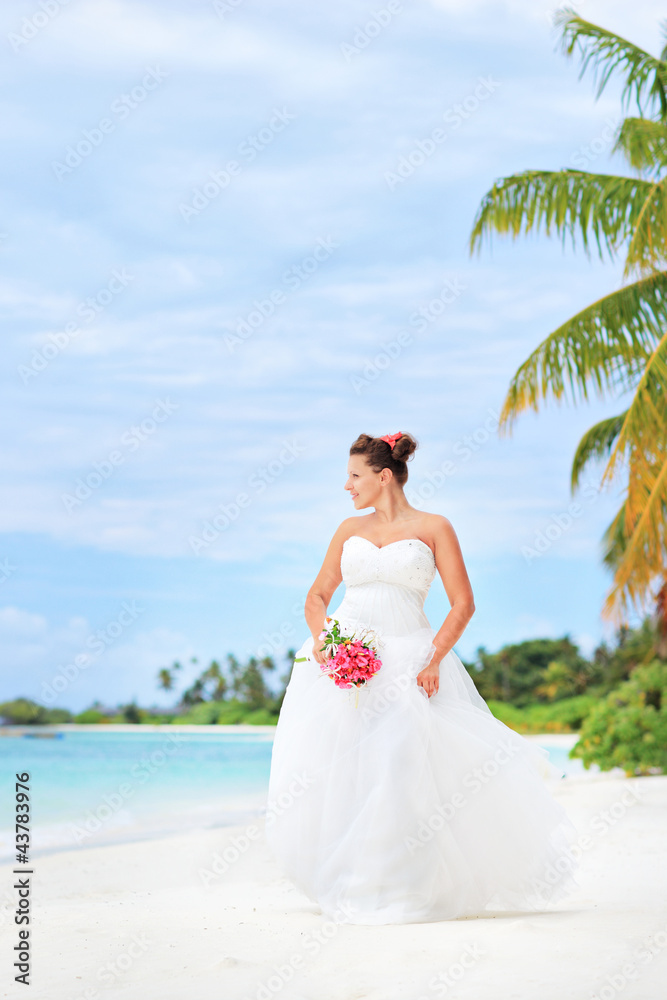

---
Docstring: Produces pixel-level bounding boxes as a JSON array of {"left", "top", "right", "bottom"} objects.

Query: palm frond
[
  {"left": 554, "top": 9, "right": 667, "bottom": 118},
  {"left": 571, "top": 412, "right": 628, "bottom": 491},
  {"left": 613, "top": 116, "right": 667, "bottom": 176},
  {"left": 469, "top": 170, "right": 659, "bottom": 268},
  {"left": 498, "top": 272, "right": 667, "bottom": 432},
  {"left": 623, "top": 175, "right": 667, "bottom": 276},
  {"left": 597, "top": 333, "right": 667, "bottom": 622},
  {"left": 601, "top": 499, "right": 629, "bottom": 572},
  {"left": 601, "top": 454, "right": 667, "bottom": 623},
  {"left": 602, "top": 331, "right": 667, "bottom": 486}
]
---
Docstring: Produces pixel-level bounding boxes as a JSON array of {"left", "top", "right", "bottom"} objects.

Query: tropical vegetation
[{"left": 470, "top": 8, "right": 667, "bottom": 641}]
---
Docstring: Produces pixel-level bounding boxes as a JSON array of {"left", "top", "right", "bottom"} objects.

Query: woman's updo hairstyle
[{"left": 349, "top": 432, "right": 418, "bottom": 488}]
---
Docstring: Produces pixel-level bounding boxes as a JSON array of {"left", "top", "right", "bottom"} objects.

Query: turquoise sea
[
  {"left": 0, "top": 727, "right": 586, "bottom": 861},
  {"left": 0, "top": 728, "right": 274, "bottom": 861}
]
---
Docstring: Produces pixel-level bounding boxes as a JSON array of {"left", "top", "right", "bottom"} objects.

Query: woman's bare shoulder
[
  {"left": 419, "top": 513, "right": 458, "bottom": 545},
  {"left": 333, "top": 515, "right": 373, "bottom": 541}
]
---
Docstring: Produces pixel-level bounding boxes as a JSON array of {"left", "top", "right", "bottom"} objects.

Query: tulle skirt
[{"left": 265, "top": 625, "right": 581, "bottom": 924}]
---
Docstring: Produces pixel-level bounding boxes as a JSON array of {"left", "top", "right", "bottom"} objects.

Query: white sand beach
[{"left": 1, "top": 754, "right": 666, "bottom": 1000}]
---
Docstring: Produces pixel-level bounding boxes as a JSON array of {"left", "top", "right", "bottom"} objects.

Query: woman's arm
[
  {"left": 417, "top": 516, "right": 475, "bottom": 696},
  {"left": 303, "top": 519, "right": 353, "bottom": 664}
]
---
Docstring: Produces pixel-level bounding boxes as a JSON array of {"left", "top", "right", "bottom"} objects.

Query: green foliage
[
  {"left": 159, "top": 649, "right": 289, "bottom": 723},
  {"left": 487, "top": 694, "right": 598, "bottom": 734},
  {"left": 554, "top": 9, "right": 667, "bottom": 118},
  {"left": 74, "top": 708, "right": 111, "bottom": 724},
  {"left": 571, "top": 412, "right": 629, "bottom": 490},
  {"left": 0, "top": 698, "right": 73, "bottom": 725},
  {"left": 468, "top": 636, "right": 593, "bottom": 707},
  {"left": 41, "top": 708, "right": 73, "bottom": 723},
  {"left": 120, "top": 701, "right": 149, "bottom": 724},
  {"left": 493, "top": 273, "right": 667, "bottom": 426},
  {"left": 570, "top": 660, "right": 667, "bottom": 774},
  {"left": 468, "top": 617, "right": 667, "bottom": 724},
  {"left": 238, "top": 658, "right": 274, "bottom": 710},
  {"left": 241, "top": 708, "right": 279, "bottom": 725},
  {"left": 590, "top": 619, "right": 660, "bottom": 686},
  {"left": 214, "top": 700, "right": 252, "bottom": 725},
  {"left": 614, "top": 118, "right": 667, "bottom": 175},
  {"left": 173, "top": 700, "right": 228, "bottom": 725},
  {"left": 470, "top": 169, "right": 657, "bottom": 266},
  {"left": 171, "top": 699, "right": 277, "bottom": 725},
  {"left": 0, "top": 698, "right": 46, "bottom": 724}
]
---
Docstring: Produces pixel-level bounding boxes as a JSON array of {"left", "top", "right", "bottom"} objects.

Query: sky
[{"left": 1, "top": 0, "right": 663, "bottom": 712}]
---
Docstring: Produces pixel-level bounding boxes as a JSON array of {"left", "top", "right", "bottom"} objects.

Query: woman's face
[{"left": 345, "top": 455, "right": 387, "bottom": 509}]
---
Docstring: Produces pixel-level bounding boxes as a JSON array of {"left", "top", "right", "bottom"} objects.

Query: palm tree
[
  {"left": 157, "top": 660, "right": 182, "bottom": 692},
  {"left": 157, "top": 667, "right": 174, "bottom": 691},
  {"left": 199, "top": 660, "right": 228, "bottom": 701},
  {"left": 180, "top": 677, "right": 206, "bottom": 707},
  {"left": 470, "top": 8, "right": 667, "bottom": 635}
]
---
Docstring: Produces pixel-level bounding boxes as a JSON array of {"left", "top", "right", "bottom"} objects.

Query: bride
[{"left": 265, "top": 431, "right": 581, "bottom": 924}]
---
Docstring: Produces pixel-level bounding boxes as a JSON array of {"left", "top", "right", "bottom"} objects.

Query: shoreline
[
  {"left": 0, "top": 722, "right": 279, "bottom": 735},
  {"left": 0, "top": 723, "right": 581, "bottom": 740},
  {"left": 0, "top": 730, "right": 621, "bottom": 869}
]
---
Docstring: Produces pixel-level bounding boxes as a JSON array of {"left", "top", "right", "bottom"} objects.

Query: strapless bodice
[
  {"left": 332, "top": 535, "right": 436, "bottom": 637},
  {"left": 341, "top": 535, "right": 436, "bottom": 596}
]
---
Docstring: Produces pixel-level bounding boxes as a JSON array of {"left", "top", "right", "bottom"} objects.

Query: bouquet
[{"left": 296, "top": 616, "right": 383, "bottom": 689}]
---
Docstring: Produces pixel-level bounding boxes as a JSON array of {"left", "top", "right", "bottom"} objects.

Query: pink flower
[{"left": 316, "top": 618, "right": 383, "bottom": 691}]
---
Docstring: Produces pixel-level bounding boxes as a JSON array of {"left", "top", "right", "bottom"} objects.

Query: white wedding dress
[{"left": 265, "top": 535, "right": 581, "bottom": 924}]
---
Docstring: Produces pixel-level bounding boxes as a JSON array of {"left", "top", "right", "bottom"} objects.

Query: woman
[{"left": 265, "top": 431, "right": 581, "bottom": 925}]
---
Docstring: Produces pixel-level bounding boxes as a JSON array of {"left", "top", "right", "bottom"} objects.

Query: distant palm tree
[
  {"left": 157, "top": 667, "right": 174, "bottom": 691},
  {"left": 157, "top": 660, "right": 183, "bottom": 692},
  {"left": 470, "top": 9, "right": 667, "bottom": 633},
  {"left": 200, "top": 660, "right": 228, "bottom": 701},
  {"left": 226, "top": 653, "right": 242, "bottom": 697},
  {"left": 180, "top": 677, "right": 205, "bottom": 707}
]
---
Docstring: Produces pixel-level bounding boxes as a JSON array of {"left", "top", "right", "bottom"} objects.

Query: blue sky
[{"left": 1, "top": 0, "right": 662, "bottom": 712}]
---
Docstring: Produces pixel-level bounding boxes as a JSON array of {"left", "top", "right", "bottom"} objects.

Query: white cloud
[
  {"left": 0, "top": 607, "right": 48, "bottom": 637},
  {"left": 0, "top": 603, "right": 194, "bottom": 712}
]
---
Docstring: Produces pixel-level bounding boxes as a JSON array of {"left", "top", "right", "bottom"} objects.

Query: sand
[{"left": 1, "top": 747, "right": 666, "bottom": 1000}]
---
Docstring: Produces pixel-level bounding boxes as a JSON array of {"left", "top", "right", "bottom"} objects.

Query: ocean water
[
  {"left": 0, "top": 728, "right": 274, "bottom": 861},
  {"left": 0, "top": 728, "right": 587, "bottom": 861},
  {"left": 538, "top": 740, "right": 587, "bottom": 777}
]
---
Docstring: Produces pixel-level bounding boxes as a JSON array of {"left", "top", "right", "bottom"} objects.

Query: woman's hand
[
  {"left": 310, "top": 635, "right": 328, "bottom": 666},
  {"left": 416, "top": 661, "right": 440, "bottom": 698}
]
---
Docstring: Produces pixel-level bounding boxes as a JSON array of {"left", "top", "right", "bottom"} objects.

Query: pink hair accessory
[{"left": 380, "top": 432, "right": 402, "bottom": 451}]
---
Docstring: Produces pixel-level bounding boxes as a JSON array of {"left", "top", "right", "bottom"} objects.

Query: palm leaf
[
  {"left": 497, "top": 272, "right": 667, "bottom": 432},
  {"left": 624, "top": 175, "right": 667, "bottom": 276},
  {"left": 554, "top": 9, "right": 667, "bottom": 118},
  {"left": 601, "top": 331, "right": 667, "bottom": 487},
  {"left": 601, "top": 499, "right": 629, "bottom": 572},
  {"left": 601, "top": 455, "right": 667, "bottom": 622},
  {"left": 571, "top": 412, "right": 628, "bottom": 490},
  {"left": 469, "top": 170, "right": 660, "bottom": 270},
  {"left": 598, "top": 333, "right": 667, "bottom": 621},
  {"left": 613, "top": 116, "right": 667, "bottom": 175}
]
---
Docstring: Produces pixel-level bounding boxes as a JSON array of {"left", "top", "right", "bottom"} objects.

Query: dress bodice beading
[{"left": 332, "top": 535, "right": 436, "bottom": 637}]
